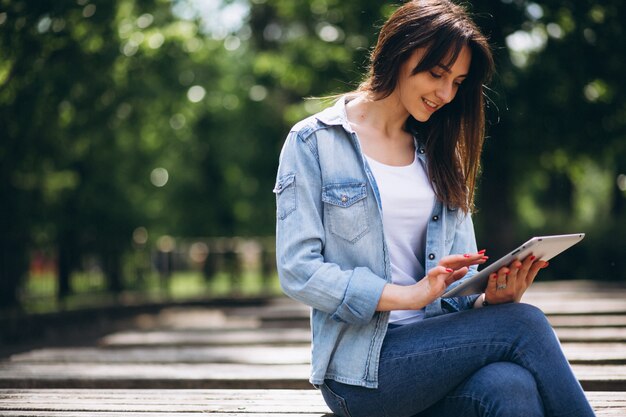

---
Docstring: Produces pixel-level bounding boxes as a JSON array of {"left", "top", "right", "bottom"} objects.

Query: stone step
[{"left": 0, "top": 389, "right": 624, "bottom": 416}]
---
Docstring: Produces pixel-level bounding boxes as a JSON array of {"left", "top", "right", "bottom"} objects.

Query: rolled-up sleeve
[{"left": 329, "top": 267, "right": 387, "bottom": 324}]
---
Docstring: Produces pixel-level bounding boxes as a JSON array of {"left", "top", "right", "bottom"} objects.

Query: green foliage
[
  {"left": 1, "top": 0, "right": 625, "bottom": 311},
  {"left": 468, "top": 0, "right": 626, "bottom": 280}
]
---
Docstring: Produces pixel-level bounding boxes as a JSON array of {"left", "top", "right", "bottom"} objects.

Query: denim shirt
[{"left": 274, "top": 98, "right": 480, "bottom": 389}]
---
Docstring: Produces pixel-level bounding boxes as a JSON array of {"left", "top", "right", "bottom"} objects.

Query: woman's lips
[{"left": 422, "top": 97, "right": 439, "bottom": 112}]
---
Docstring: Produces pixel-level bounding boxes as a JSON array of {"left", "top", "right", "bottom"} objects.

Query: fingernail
[
  {"left": 542, "top": 262, "right": 549, "bottom": 268},
  {"left": 490, "top": 273, "right": 497, "bottom": 279},
  {"left": 446, "top": 268, "right": 453, "bottom": 273},
  {"left": 482, "top": 256, "right": 489, "bottom": 260},
  {"left": 530, "top": 256, "right": 536, "bottom": 261},
  {"left": 478, "top": 249, "right": 486, "bottom": 254},
  {"left": 464, "top": 254, "right": 471, "bottom": 258}
]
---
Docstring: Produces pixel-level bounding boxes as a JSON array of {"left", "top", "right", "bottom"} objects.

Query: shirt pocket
[
  {"left": 273, "top": 173, "right": 296, "bottom": 220},
  {"left": 322, "top": 182, "right": 369, "bottom": 243}
]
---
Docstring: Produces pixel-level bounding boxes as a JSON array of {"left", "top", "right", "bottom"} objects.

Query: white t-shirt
[{"left": 365, "top": 152, "right": 435, "bottom": 324}]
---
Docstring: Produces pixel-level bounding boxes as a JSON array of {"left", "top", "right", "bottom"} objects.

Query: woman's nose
[{"left": 435, "top": 82, "right": 456, "bottom": 104}]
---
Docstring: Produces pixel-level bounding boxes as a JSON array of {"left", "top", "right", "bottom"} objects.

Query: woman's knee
[
  {"left": 498, "top": 303, "right": 553, "bottom": 334},
  {"left": 478, "top": 362, "right": 538, "bottom": 393},
  {"left": 456, "top": 362, "right": 545, "bottom": 416}
]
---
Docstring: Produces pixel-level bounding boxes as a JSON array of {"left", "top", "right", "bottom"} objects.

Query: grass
[{"left": 19, "top": 270, "right": 282, "bottom": 315}]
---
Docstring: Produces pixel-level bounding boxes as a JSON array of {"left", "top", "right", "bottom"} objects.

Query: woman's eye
[{"left": 429, "top": 71, "right": 442, "bottom": 79}]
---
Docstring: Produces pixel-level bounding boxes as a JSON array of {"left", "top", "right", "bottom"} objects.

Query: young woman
[{"left": 273, "top": 1, "right": 595, "bottom": 416}]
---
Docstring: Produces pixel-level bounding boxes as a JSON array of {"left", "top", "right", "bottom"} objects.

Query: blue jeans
[{"left": 320, "top": 303, "right": 595, "bottom": 417}]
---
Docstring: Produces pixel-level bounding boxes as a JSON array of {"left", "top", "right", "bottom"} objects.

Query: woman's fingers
[
  {"left": 495, "top": 267, "right": 509, "bottom": 291},
  {"left": 507, "top": 260, "right": 522, "bottom": 292},
  {"left": 526, "top": 259, "right": 548, "bottom": 286},
  {"left": 484, "top": 255, "right": 550, "bottom": 305},
  {"left": 515, "top": 254, "right": 548, "bottom": 288},
  {"left": 428, "top": 265, "right": 454, "bottom": 281},
  {"left": 485, "top": 272, "right": 498, "bottom": 297},
  {"left": 445, "top": 266, "right": 468, "bottom": 286},
  {"left": 518, "top": 254, "right": 535, "bottom": 284},
  {"left": 424, "top": 266, "right": 456, "bottom": 295},
  {"left": 436, "top": 251, "right": 486, "bottom": 288},
  {"left": 439, "top": 250, "right": 488, "bottom": 270}
]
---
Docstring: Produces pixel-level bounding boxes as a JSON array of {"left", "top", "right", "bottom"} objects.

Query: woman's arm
[{"left": 275, "top": 129, "right": 387, "bottom": 325}]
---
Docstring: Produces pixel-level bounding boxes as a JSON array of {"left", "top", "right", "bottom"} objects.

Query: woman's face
[{"left": 394, "top": 45, "right": 472, "bottom": 122}]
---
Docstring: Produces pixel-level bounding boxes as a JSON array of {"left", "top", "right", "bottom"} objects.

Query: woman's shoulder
[{"left": 289, "top": 113, "right": 324, "bottom": 140}]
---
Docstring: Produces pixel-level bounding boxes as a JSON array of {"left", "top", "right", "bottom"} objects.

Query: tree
[
  {"left": 1, "top": 0, "right": 624, "bottom": 313},
  {"left": 471, "top": 1, "right": 626, "bottom": 279}
]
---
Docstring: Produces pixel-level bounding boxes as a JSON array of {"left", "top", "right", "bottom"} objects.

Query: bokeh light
[
  {"left": 187, "top": 85, "right": 206, "bottom": 103},
  {"left": 150, "top": 167, "right": 169, "bottom": 187},
  {"left": 132, "top": 227, "right": 148, "bottom": 245}
]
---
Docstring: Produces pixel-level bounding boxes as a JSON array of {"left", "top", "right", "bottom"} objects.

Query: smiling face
[{"left": 394, "top": 45, "right": 472, "bottom": 122}]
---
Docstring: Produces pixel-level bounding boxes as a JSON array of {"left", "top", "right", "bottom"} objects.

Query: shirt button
[
  {"left": 419, "top": 148, "right": 425, "bottom": 154},
  {"left": 432, "top": 215, "right": 439, "bottom": 221},
  {"left": 341, "top": 195, "right": 348, "bottom": 203},
  {"left": 428, "top": 253, "right": 435, "bottom": 260}
]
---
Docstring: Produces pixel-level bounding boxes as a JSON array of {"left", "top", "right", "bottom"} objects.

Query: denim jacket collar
[
  {"left": 316, "top": 96, "right": 429, "bottom": 155},
  {"left": 315, "top": 96, "right": 356, "bottom": 134}
]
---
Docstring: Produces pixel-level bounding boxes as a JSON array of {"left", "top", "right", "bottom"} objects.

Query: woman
[{"left": 273, "top": 1, "right": 595, "bottom": 416}]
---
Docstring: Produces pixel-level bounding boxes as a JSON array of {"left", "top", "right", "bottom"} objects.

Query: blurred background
[{"left": 1, "top": 0, "right": 625, "bottom": 320}]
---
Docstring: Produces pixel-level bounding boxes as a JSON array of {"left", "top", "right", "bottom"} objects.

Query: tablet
[{"left": 442, "top": 233, "right": 585, "bottom": 298}]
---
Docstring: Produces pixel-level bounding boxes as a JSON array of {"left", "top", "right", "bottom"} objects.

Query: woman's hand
[
  {"left": 437, "top": 251, "right": 489, "bottom": 285},
  {"left": 483, "top": 254, "right": 549, "bottom": 305},
  {"left": 416, "top": 251, "right": 489, "bottom": 302},
  {"left": 376, "top": 251, "right": 487, "bottom": 311}
]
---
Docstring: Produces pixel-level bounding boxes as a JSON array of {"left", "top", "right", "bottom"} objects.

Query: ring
[{"left": 496, "top": 284, "right": 507, "bottom": 290}]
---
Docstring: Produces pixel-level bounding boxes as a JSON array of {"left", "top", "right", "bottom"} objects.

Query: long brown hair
[{"left": 359, "top": 0, "right": 494, "bottom": 213}]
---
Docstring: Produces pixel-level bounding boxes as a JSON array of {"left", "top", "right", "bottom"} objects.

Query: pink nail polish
[
  {"left": 478, "top": 249, "right": 486, "bottom": 254},
  {"left": 464, "top": 254, "right": 471, "bottom": 258},
  {"left": 446, "top": 268, "right": 453, "bottom": 273}
]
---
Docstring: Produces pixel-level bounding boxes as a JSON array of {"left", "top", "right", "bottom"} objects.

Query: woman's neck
[
  {"left": 346, "top": 92, "right": 409, "bottom": 140},
  {"left": 346, "top": 92, "right": 415, "bottom": 167}
]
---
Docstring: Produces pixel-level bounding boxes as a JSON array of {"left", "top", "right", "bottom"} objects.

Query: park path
[{"left": 1, "top": 280, "right": 626, "bottom": 415}]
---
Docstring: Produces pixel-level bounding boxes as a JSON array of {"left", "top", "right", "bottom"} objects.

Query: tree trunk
[
  {"left": 103, "top": 248, "right": 123, "bottom": 294},
  {"left": 0, "top": 234, "right": 27, "bottom": 311}
]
